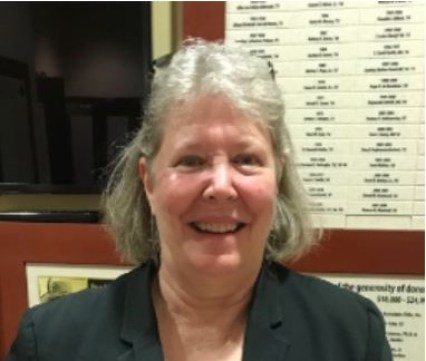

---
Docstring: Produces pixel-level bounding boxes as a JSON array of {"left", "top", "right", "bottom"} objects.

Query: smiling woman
[{"left": 6, "top": 40, "right": 392, "bottom": 361}]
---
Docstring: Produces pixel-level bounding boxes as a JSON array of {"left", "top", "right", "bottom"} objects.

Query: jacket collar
[{"left": 118, "top": 260, "right": 290, "bottom": 361}]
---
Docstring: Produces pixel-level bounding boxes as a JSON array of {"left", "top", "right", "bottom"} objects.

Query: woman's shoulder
[
  {"left": 23, "top": 264, "right": 152, "bottom": 335},
  {"left": 254, "top": 262, "right": 391, "bottom": 360},
  {"left": 8, "top": 267, "right": 140, "bottom": 360},
  {"left": 265, "top": 261, "right": 385, "bottom": 329},
  {"left": 8, "top": 263, "right": 157, "bottom": 360}
]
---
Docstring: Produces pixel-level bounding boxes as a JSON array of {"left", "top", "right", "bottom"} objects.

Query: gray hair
[{"left": 102, "top": 39, "right": 318, "bottom": 264}]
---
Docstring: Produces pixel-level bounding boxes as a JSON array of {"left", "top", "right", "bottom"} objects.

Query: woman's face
[{"left": 139, "top": 95, "right": 278, "bottom": 277}]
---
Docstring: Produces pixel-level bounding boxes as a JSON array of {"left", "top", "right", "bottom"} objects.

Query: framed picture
[{"left": 26, "top": 263, "right": 131, "bottom": 307}]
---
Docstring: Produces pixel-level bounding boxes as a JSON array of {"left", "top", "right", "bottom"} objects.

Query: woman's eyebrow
[{"left": 175, "top": 137, "right": 265, "bottom": 150}]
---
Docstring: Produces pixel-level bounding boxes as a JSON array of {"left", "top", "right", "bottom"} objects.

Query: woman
[{"left": 7, "top": 40, "right": 391, "bottom": 361}]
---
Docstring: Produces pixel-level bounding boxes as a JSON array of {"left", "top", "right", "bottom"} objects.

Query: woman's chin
[{"left": 188, "top": 252, "right": 244, "bottom": 277}]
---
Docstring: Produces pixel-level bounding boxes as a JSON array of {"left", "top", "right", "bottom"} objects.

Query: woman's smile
[{"left": 189, "top": 222, "right": 246, "bottom": 234}]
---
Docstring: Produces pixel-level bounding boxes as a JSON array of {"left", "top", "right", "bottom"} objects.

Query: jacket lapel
[
  {"left": 243, "top": 262, "right": 291, "bottom": 361},
  {"left": 117, "top": 339, "right": 163, "bottom": 361},
  {"left": 117, "top": 260, "right": 163, "bottom": 361}
]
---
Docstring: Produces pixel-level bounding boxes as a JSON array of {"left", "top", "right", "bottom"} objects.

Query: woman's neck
[
  {"left": 153, "top": 264, "right": 258, "bottom": 361},
  {"left": 155, "top": 263, "right": 257, "bottom": 323}
]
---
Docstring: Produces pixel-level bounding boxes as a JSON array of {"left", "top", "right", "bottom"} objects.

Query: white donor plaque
[
  {"left": 317, "top": 274, "right": 425, "bottom": 361},
  {"left": 226, "top": 1, "right": 425, "bottom": 230}
]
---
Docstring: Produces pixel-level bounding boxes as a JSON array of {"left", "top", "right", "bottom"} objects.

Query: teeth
[{"left": 194, "top": 222, "right": 240, "bottom": 234}]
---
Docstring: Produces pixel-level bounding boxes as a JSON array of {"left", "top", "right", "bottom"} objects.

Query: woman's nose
[{"left": 203, "top": 162, "right": 237, "bottom": 201}]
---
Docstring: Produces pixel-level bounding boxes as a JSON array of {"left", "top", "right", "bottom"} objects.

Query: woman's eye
[
  {"left": 177, "top": 155, "right": 205, "bottom": 168},
  {"left": 234, "top": 154, "right": 261, "bottom": 167}
]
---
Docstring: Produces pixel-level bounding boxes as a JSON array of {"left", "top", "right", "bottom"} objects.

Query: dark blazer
[{"left": 6, "top": 261, "right": 392, "bottom": 361}]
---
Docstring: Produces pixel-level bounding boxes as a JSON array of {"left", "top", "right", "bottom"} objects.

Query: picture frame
[{"left": 26, "top": 263, "right": 131, "bottom": 307}]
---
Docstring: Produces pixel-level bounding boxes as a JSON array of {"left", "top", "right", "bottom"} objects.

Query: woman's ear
[{"left": 138, "top": 157, "right": 154, "bottom": 204}]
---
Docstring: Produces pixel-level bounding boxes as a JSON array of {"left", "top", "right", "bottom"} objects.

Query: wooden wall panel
[{"left": 182, "top": 1, "right": 225, "bottom": 41}]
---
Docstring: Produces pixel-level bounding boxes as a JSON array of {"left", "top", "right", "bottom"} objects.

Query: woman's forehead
[
  {"left": 157, "top": 95, "right": 273, "bottom": 152},
  {"left": 173, "top": 94, "right": 235, "bottom": 117},
  {"left": 166, "top": 94, "right": 261, "bottom": 128}
]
